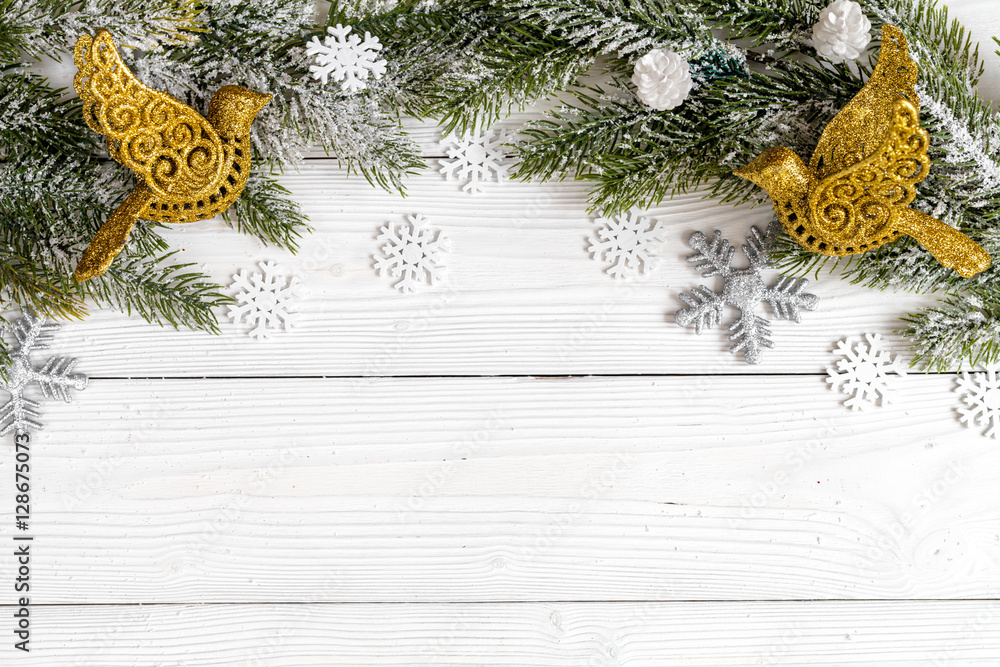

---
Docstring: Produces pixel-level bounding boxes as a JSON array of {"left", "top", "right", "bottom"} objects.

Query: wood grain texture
[
  {"left": 938, "top": 1, "right": 1000, "bottom": 102},
  {"left": 50, "top": 168, "right": 940, "bottom": 378},
  {"left": 2, "top": 375, "right": 997, "bottom": 604},
  {"left": 8, "top": 3, "right": 1000, "bottom": 663},
  {"left": 4, "top": 601, "right": 1000, "bottom": 666}
]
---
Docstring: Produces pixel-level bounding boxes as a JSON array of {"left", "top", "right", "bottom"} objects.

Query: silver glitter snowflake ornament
[
  {"left": 589, "top": 211, "right": 667, "bottom": 279},
  {"left": 440, "top": 129, "right": 509, "bottom": 194},
  {"left": 956, "top": 370, "right": 1000, "bottom": 438},
  {"left": 306, "top": 23, "right": 387, "bottom": 93},
  {"left": 374, "top": 214, "right": 450, "bottom": 294},
  {"left": 227, "top": 260, "right": 299, "bottom": 340},
  {"left": 0, "top": 311, "right": 87, "bottom": 436},
  {"left": 827, "top": 333, "right": 908, "bottom": 410},
  {"left": 675, "top": 223, "right": 819, "bottom": 365}
]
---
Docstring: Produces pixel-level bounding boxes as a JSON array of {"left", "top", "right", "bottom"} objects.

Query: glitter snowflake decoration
[
  {"left": 305, "top": 23, "right": 387, "bottom": 93},
  {"left": 374, "top": 214, "right": 450, "bottom": 294},
  {"left": 440, "top": 129, "right": 509, "bottom": 194},
  {"left": 0, "top": 311, "right": 87, "bottom": 437},
  {"left": 227, "top": 261, "right": 299, "bottom": 340},
  {"left": 956, "top": 370, "right": 1000, "bottom": 438},
  {"left": 675, "top": 224, "right": 819, "bottom": 365},
  {"left": 827, "top": 333, "right": 908, "bottom": 410},
  {"left": 589, "top": 211, "right": 667, "bottom": 279}
]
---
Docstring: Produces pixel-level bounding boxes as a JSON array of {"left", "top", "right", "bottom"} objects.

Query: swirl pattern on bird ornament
[
  {"left": 808, "top": 99, "right": 930, "bottom": 246},
  {"left": 74, "top": 30, "right": 226, "bottom": 201},
  {"left": 142, "top": 136, "right": 251, "bottom": 224}
]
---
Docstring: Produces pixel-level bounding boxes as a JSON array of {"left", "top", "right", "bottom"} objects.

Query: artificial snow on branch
[
  {"left": 364, "top": 0, "right": 1000, "bottom": 370},
  {"left": 0, "top": 0, "right": 433, "bottom": 369}
]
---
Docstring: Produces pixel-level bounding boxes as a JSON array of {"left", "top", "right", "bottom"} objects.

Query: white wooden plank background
[
  {"left": 47, "top": 174, "right": 939, "bottom": 377},
  {"left": 18, "top": 602, "right": 1000, "bottom": 666},
  {"left": 4, "top": 2, "right": 1000, "bottom": 664}
]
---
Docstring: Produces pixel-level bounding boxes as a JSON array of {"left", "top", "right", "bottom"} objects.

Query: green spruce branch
[
  {"left": 369, "top": 0, "right": 1000, "bottom": 370},
  {"left": 0, "top": 0, "right": 421, "bottom": 373}
]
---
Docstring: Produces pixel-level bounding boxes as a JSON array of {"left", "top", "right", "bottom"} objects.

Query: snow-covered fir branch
[
  {"left": 508, "top": 0, "right": 717, "bottom": 61},
  {"left": 0, "top": 0, "right": 430, "bottom": 366},
  {"left": 132, "top": 0, "right": 423, "bottom": 186},
  {"left": 390, "top": 0, "right": 1000, "bottom": 369},
  {"left": 0, "top": 0, "right": 202, "bottom": 58},
  {"left": 5, "top": 0, "right": 1000, "bottom": 370}
]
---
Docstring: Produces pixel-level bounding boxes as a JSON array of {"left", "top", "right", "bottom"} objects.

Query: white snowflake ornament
[
  {"left": 374, "top": 214, "right": 450, "bottom": 294},
  {"left": 227, "top": 260, "right": 299, "bottom": 340},
  {"left": 675, "top": 224, "right": 819, "bottom": 365},
  {"left": 589, "top": 211, "right": 667, "bottom": 279},
  {"left": 827, "top": 333, "right": 908, "bottom": 410},
  {"left": 956, "top": 370, "right": 1000, "bottom": 438},
  {"left": 812, "top": 0, "right": 872, "bottom": 64},
  {"left": 306, "top": 24, "right": 387, "bottom": 93},
  {"left": 631, "top": 49, "right": 692, "bottom": 111},
  {"left": 440, "top": 129, "right": 509, "bottom": 195},
  {"left": 0, "top": 311, "right": 87, "bottom": 437}
]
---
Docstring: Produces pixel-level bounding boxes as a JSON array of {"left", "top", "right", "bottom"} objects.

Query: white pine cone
[
  {"left": 631, "top": 49, "right": 692, "bottom": 111},
  {"left": 812, "top": 0, "right": 872, "bottom": 64}
]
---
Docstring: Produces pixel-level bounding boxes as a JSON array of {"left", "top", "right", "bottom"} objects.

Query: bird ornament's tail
[
  {"left": 895, "top": 208, "right": 992, "bottom": 279},
  {"left": 74, "top": 186, "right": 155, "bottom": 282}
]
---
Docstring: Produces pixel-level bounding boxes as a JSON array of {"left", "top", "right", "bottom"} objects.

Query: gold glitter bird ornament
[
  {"left": 72, "top": 29, "right": 272, "bottom": 281},
  {"left": 735, "top": 24, "right": 991, "bottom": 279}
]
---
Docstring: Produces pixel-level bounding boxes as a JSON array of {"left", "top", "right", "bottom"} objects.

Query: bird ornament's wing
[
  {"left": 73, "top": 30, "right": 227, "bottom": 201},
  {"left": 806, "top": 98, "right": 931, "bottom": 246},
  {"left": 809, "top": 24, "right": 919, "bottom": 181}
]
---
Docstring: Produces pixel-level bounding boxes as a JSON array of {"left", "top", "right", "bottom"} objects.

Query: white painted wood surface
[
  {"left": 13, "top": 375, "right": 1000, "bottom": 605},
  {"left": 49, "top": 173, "right": 938, "bottom": 377},
  {"left": 19, "top": 602, "right": 1000, "bottom": 665},
  {"left": 4, "top": 3, "right": 1000, "bottom": 664}
]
